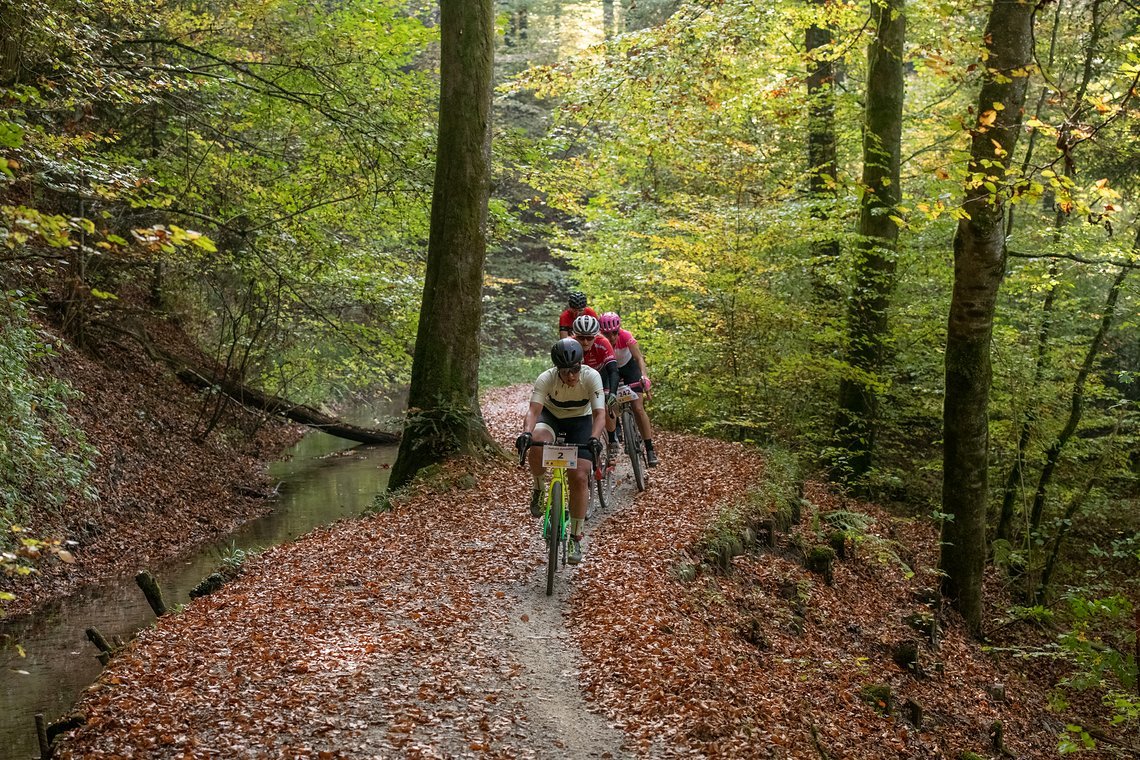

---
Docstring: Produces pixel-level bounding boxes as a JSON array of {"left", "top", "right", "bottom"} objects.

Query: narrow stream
[{"left": 0, "top": 431, "right": 396, "bottom": 759}]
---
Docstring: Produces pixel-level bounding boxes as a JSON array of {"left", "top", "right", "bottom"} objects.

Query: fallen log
[
  {"left": 135, "top": 570, "right": 168, "bottom": 617},
  {"left": 174, "top": 366, "right": 400, "bottom": 445},
  {"left": 94, "top": 320, "right": 400, "bottom": 445}
]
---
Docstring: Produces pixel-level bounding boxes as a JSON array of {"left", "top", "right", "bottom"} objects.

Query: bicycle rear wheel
[
  {"left": 546, "top": 480, "right": 562, "bottom": 596},
  {"left": 623, "top": 409, "right": 647, "bottom": 492}
]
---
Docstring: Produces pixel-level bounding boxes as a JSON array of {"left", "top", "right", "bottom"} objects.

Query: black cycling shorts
[
  {"left": 537, "top": 409, "right": 596, "bottom": 463},
  {"left": 618, "top": 361, "right": 642, "bottom": 386}
]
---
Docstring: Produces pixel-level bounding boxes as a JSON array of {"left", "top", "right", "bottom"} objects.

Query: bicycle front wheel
[
  {"left": 623, "top": 410, "right": 647, "bottom": 492},
  {"left": 546, "top": 480, "right": 562, "bottom": 596},
  {"left": 595, "top": 461, "right": 612, "bottom": 512}
]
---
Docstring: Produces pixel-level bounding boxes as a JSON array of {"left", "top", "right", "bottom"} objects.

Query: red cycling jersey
[
  {"left": 580, "top": 333, "right": 616, "bottom": 369},
  {"left": 559, "top": 306, "right": 598, "bottom": 334}
]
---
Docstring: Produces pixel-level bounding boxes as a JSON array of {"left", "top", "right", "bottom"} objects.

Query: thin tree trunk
[
  {"left": 389, "top": 0, "right": 495, "bottom": 489},
  {"left": 833, "top": 0, "right": 904, "bottom": 481},
  {"left": 603, "top": 0, "right": 615, "bottom": 39},
  {"left": 1036, "top": 435, "right": 1116, "bottom": 602},
  {"left": 1027, "top": 262, "right": 1131, "bottom": 539},
  {"left": 940, "top": 0, "right": 1034, "bottom": 635},
  {"left": 0, "top": 0, "right": 23, "bottom": 85},
  {"left": 995, "top": 0, "right": 1064, "bottom": 543},
  {"left": 997, "top": 0, "right": 1103, "bottom": 544},
  {"left": 806, "top": 0, "right": 840, "bottom": 304}
]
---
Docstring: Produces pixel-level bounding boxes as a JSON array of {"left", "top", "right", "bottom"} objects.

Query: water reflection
[{"left": 0, "top": 431, "right": 396, "bottom": 759}]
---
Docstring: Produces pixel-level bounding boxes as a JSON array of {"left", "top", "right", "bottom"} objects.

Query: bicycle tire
[
  {"left": 586, "top": 468, "right": 595, "bottom": 520},
  {"left": 546, "top": 480, "right": 561, "bottom": 596},
  {"left": 624, "top": 409, "right": 647, "bottom": 492},
  {"left": 595, "top": 461, "right": 612, "bottom": 512}
]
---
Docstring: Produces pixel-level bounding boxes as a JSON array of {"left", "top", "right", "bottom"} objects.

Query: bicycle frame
[{"left": 520, "top": 438, "right": 577, "bottom": 595}]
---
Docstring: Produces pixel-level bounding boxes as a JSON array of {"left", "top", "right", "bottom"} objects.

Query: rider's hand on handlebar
[
  {"left": 605, "top": 392, "right": 618, "bottom": 411},
  {"left": 515, "top": 431, "right": 532, "bottom": 455},
  {"left": 588, "top": 437, "right": 604, "bottom": 460}
]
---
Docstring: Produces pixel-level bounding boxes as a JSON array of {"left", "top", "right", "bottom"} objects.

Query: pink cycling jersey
[{"left": 608, "top": 328, "right": 637, "bottom": 368}]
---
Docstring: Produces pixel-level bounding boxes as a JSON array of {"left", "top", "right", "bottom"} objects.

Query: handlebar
[{"left": 516, "top": 437, "right": 603, "bottom": 474}]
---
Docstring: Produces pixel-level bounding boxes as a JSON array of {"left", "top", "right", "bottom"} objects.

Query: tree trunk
[
  {"left": 996, "top": 0, "right": 1100, "bottom": 544},
  {"left": 805, "top": 0, "right": 840, "bottom": 304},
  {"left": 833, "top": 0, "right": 904, "bottom": 482},
  {"left": 0, "top": 0, "right": 23, "bottom": 85},
  {"left": 1028, "top": 263, "right": 1131, "bottom": 539},
  {"left": 389, "top": 0, "right": 495, "bottom": 489},
  {"left": 174, "top": 366, "right": 400, "bottom": 444},
  {"left": 939, "top": 0, "right": 1034, "bottom": 635}
]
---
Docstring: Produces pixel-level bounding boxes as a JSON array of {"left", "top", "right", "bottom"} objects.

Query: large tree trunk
[
  {"left": 805, "top": 0, "right": 840, "bottom": 304},
  {"left": 833, "top": 0, "right": 904, "bottom": 481},
  {"left": 939, "top": 0, "right": 1034, "bottom": 635},
  {"left": 389, "top": 0, "right": 495, "bottom": 489}
]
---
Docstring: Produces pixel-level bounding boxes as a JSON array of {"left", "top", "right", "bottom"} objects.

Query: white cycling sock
[
  {"left": 570, "top": 517, "right": 585, "bottom": 537},
  {"left": 532, "top": 473, "right": 544, "bottom": 491}
]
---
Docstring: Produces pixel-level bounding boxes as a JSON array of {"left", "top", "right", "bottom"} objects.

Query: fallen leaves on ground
[{"left": 55, "top": 385, "right": 1111, "bottom": 758}]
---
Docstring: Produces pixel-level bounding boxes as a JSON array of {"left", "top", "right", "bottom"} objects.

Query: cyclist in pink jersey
[
  {"left": 559, "top": 291, "right": 598, "bottom": 337},
  {"left": 599, "top": 312, "right": 658, "bottom": 467}
]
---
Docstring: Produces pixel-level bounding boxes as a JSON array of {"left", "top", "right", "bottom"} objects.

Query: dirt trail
[
  {"left": 507, "top": 497, "right": 634, "bottom": 759},
  {"left": 55, "top": 385, "right": 638, "bottom": 758}
]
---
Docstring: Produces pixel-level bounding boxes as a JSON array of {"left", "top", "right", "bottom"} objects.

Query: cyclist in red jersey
[
  {"left": 559, "top": 291, "right": 598, "bottom": 337},
  {"left": 570, "top": 314, "right": 623, "bottom": 457}
]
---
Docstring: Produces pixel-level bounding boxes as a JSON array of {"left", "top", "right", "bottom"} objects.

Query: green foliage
[
  {"left": 0, "top": 295, "right": 95, "bottom": 529},
  {"left": 820, "top": 510, "right": 877, "bottom": 533},
  {"left": 479, "top": 351, "right": 549, "bottom": 390}
]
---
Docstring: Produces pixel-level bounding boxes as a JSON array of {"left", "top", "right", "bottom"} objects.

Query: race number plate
[
  {"left": 542, "top": 445, "right": 578, "bottom": 469},
  {"left": 617, "top": 385, "right": 638, "bottom": 402}
]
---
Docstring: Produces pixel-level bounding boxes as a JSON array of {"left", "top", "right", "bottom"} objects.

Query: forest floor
[{"left": 37, "top": 376, "right": 1123, "bottom": 758}]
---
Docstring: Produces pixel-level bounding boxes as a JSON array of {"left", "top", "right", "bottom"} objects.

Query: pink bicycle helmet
[{"left": 599, "top": 312, "right": 621, "bottom": 332}]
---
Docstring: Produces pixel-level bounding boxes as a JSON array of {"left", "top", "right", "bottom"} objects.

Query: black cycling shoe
[
  {"left": 646, "top": 449, "right": 659, "bottom": 468},
  {"left": 529, "top": 488, "right": 543, "bottom": 517}
]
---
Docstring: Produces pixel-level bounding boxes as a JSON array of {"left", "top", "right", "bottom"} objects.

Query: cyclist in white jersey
[{"left": 515, "top": 338, "right": 606, "bottom": 564}]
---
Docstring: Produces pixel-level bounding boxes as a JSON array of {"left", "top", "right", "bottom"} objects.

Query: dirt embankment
[{"left": 2, "top": 320, "right": 302, "bottom": 618}]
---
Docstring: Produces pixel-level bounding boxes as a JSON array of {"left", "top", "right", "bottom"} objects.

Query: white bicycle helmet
[{"left": 572, "top": 314, "right": 600, "bottom": 337}]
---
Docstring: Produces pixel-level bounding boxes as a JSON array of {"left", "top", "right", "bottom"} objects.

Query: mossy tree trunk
[
  {"left": 0, "top": 0, "right": 23, "bottom": 85},
  {"left": 833, "top": 0, "right": 904, "bottom": 482},
  {"left": 389, "top": 0, "right": 496, "bottom": 490},
  {"left": 939, "top": 0, "right": 1034, "bottom": 635}
]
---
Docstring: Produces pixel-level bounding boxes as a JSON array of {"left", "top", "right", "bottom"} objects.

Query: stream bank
[{"left": 1, "top": 429, "right": 398, "bottom": 759}]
